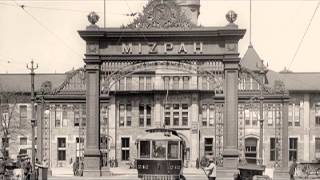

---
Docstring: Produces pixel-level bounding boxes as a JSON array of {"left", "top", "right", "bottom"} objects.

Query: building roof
[
  {"left": 0, "top": 73, "right": 67, "bottom": 92},
  {"left": 240, "top": 45, "right": 264, "bottom": 72},
  {"left": 1, "top": 68, "right": 320, "bottom": 93},
  {"left": 279, "top": 72, "right": 320, "bottom": 91},
  {"left": 240, "top": 45, "right": 320, "bottom": 92}
]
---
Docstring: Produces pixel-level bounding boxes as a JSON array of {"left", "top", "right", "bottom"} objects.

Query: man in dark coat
[
  {"left": 289, "top": 159, "right": 297, "bottom": 180},
  {"left": 0, "top": 157, "right": 6, "bottom": 180},
  {"left": 72, "top": 159, "right": 79, "bottom": 176}
]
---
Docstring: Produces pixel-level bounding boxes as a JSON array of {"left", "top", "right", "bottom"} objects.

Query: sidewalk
[{"left": 50, "top": 167, "right": 205, "bottom": 177}]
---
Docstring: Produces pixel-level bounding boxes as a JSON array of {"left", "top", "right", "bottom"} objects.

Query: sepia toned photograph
[{"left": 1, "top": 0, "right": 320, "bottom": 180}]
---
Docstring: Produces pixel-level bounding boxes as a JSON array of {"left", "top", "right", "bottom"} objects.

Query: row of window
[
  {"left": 238, "top": 76, "right": 261, "bottom": 91},
  {"left": 115, "top": 76, "right": 224, "bottom": 91},
  {"left": 239, "top": 104, "right": 282, "bottom": 127},
  {"left": 48, "top": 136, "right": 320, "bottom": 162},
  {"left": 13, "top": 102, "right": 320, "bottom": 129},
  {"left": 164, "top": 104, "right": 189, "bottom": 126},
  {"left": 201, "top": 104, "right": 224, "bottom": 127},
  {"left": 203, "top": 137, "right": 313, "bottom": 162}
]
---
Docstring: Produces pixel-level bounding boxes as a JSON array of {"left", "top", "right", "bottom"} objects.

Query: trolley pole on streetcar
[
  {"left": 27, "top": 60, "right": 38, "bottom": 180},
  {"left": 256, "top": 60, "right": 268, "bottom": 165}
]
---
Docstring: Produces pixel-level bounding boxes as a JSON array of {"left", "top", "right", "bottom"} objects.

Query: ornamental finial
[
  {"left": 87, "top": 11, "right": 99, "bottom": 25},
  {"left": 226, "top": 10, "right": 237, "bottom": 24}
]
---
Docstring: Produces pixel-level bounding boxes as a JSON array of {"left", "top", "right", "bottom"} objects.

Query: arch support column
[
  {"left": 83, "top": 60, "right": 102, "bottom": 177},
  {"left": 222, "top": 57, "right": 240, "bottom": 167},
  {"left": 217, "top": 56, "right": 240, "bottom": 179}
]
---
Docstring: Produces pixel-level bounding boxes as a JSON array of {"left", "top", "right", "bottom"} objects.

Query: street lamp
[
  {"left": 256, "top": 60, "right": 268, "bottom": 166},
  {"left": 27, "top": 60, "right": 38, "bottom": 180}
]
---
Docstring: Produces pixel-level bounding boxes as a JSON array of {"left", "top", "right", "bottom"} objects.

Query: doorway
[{"left": 245, "top": 137, "right": 257, "bottom": 164}]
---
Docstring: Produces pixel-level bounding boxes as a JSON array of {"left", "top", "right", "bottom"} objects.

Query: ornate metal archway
[{"left": 100, "top": 60, "right": 224, "bottom": 95}]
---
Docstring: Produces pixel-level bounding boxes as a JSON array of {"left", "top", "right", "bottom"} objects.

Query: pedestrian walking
[
  {"left": 0, "top": 157, "right": 6, "bottom": 180},
  {"left": 289, "top": 159, "right": 297, "bottom": 180},
  {"left": 73, "top": 159, "right": 79, "bottom": 176},
  {"left": 79, "top": 162, "right": 84, "bottom": 176},
  {"left": 22, "top": 158, "right": 31, "bottom": 180},
  {"left": 202, "top": 158, "right": 216, "bottom": 180}
]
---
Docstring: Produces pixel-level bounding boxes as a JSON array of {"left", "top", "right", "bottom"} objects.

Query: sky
[{"left": 0, "top": 0, "right": 320, "bottom": 73}]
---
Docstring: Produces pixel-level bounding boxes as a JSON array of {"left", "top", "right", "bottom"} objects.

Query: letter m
[{"left": 122, "top": 43, "right": 133, "bottom": 54}]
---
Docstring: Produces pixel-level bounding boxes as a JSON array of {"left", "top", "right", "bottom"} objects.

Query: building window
[
  {"left": 119, "top": 78, "right": 125, "bottom": 90},
  {"left": 183, "top": 76, "right": 189, "bottom": 89},
  {"left": 146, "top": 77, "right": 152, "bottom": 90},
  {"left": 81, "top": 104, "right": 86, "bottom": 127},
  {"left": 245, "top": 138, "right": 257, "bottom": 164},
  {"left": 173, "top": 104, "right": 180, "bottom": 126},
  {"left": 139, "top": 76, "right": 144, "bottom": 90},
  {"left": 121, "top": 137, "right": 130, "bottom": 161},
  {"left": 208, "top": 105, "right": 215, "bottom": 126},
  {"left": 316, "top": 138, "right": 320, "bottom": 159},
  {"left": 19, "top": 105, "right": 27, "bottom": 126},
  {"left": 201, "top": 104, "right": 207, "bottom": 126},
  {"left": 55, "top": 106, "right": 62, "bottom": 127},
  {"left": 126, "top": 77, "right": 132, "bottom": 90},
  {"left": 164, "top": 76, "right": 170, "bottom": 90},
  {"left": 204, "top": 138, "right": 214, "bottom": 156},
  {"left": 139, "top": 104, "right": 152, "bottom": 127},
  {"left": 76, "top": 137, "right": 84, "bottom": 159},
  {"left": 244, "top": 76, "right": 251, "bottom": 90},
  {"left": 202, "top": 104, "right": 222, "bottom": 127},
  {"left": 267, "top": 105, "right": 273, "bottom": 126},
  {"left": 126, "top": 104, "right": 132, "bottom": 126},
  {"left": 270, "top": 138, "right": 279, "bottom": 161},
  {"left": 315, "top": 138, "right": 320, "bottom": 153},
  {"left": 119, "top": 104, "right": 132, "bottom": 127},
  {"left": 315, "top": 137, "right": 320, "bottom": 153},
  {"left": 74, "top": 105, "right": 80, "bottom": 127},
  {"left": 289, "top": 101, "right": 303, "bottom": 127},
  {"left": 164, "top": 104, "right": 189, "bottom": 127},
  {"left": 57, "top": 138, "right": 66, "bottom": 161},
  {"left": 182, "top": 104, "right": 188, "bottom": 126},
  {"left": 19, "top": 149, "right": 27, "bottom": 155},
  {"left": 244, "top": 106, "right": 250, "bottom": 126},
  {"left": 20, "top": 137, "right": 27, "bottom": 146},
  {"left": 289, "top": 138, "right": 298, "bottom": 161},
  {"left": 164, "top": 105, "right": 171, "bottom": 126},
  {"left": 62, "top": 105, "right": 68, "bottom": 127},
  {"left": 202, "top": 76, "right": 208, "bottom": 90},
  {"left": 252, "top": 106, "right": 258, "bottom": 126},
  {"left": 172, "top": 77, "right": 179, "bottom": 89},
  {"left": 275, "top": 106, "right": 281, "bottom": 127},
  {"left": 315, "top": 103, "right": 320, "bottom": 126}
]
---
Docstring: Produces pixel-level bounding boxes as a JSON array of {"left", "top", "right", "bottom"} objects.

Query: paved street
[
  {"left": 48, "top": 175, "right": 317, "bottom": 180},
  {"left": 47, "top": 167, "right": 320, "bottom": 180},
  {"left": 48, "top": 174, "right": 208, "bottom": 180}
]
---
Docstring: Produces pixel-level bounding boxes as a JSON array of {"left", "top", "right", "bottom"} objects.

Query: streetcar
[{"left": 136, "top": 128, "right": 186, "bottom": 180}]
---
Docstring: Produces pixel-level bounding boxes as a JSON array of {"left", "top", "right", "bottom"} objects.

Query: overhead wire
[
  {"left": 287, "top": 0, "right": 320, "bottom": 70},
  {"left": 0, "top": 1, "right": 132, "bottom": 16},
  {"left": 9, "top": 0, "right": 84, "bottom": 59}
]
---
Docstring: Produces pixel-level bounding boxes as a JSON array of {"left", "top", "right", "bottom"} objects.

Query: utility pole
[
  {"left": 27, "top": 60, "right": 38, "bottom": 180},
  {"left": 256, "top": 60, "right": 268, "bottom": 166}
]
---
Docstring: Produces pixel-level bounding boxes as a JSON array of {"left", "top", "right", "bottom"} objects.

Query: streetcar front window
[
  {"left": 152, "top": 141, "right": 166, "bottom": 159},
  {"left": 140, "top": 141, "right": 150, "bottom": 158},
  {"left": 168, "top": 141, "right": 179, "bottom": 159}
]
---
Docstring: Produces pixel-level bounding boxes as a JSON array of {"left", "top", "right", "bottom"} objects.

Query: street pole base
[
  {"left": 83, "top": 169, "right": 102, "bottom": 177},
  {"left": 274, "top": 168, "right": 290, "bottom": 180},
  {"left": 217, "top": 167, "right": 239, "bottom": 180},
  {"left": 101, "top": 167, "right": 112, "bottom": 176}
]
